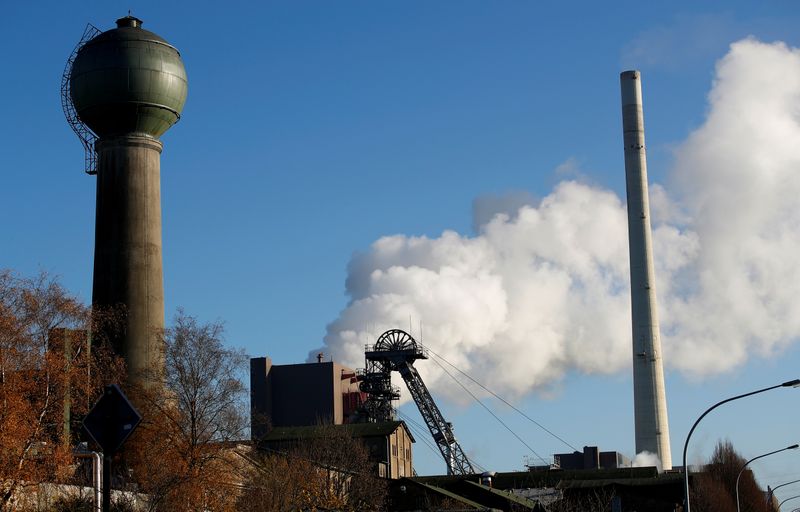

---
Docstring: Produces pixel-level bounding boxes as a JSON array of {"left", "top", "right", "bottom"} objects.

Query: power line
[
  {"left": 398, "top": 409, "right": 487, "bottom": 473},
  {"left": 421, "top": 343, "right": 579, "bottom": 453},
  {"left": 397, "top": 411, "right": 441, "bottom": 456},
  {"left": 400, "top": 408, "right": 488, "bottom": 473},
  {"left": 428, "top": 355, "right": 546, "bottom": 465}
]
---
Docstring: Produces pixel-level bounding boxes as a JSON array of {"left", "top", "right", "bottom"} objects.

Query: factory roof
[
  {"left": 408, "top": 480, "right": 501, "bottom": 511},
  {"left": 462, "top": 480, "right": 542, "bottom": 509},
  {"left": 415, "top": 466, "right": 660, "bottom": 490},
  {"left": 556, "top": 472, "right": 684, "bottom": 489}
]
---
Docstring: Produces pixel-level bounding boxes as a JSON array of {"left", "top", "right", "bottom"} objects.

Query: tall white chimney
[{"left": 620, "top": 70, "right": 672, "bottom": 469}]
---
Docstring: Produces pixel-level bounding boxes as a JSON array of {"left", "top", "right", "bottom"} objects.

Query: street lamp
[
  {"left": 767, "top": 478, "right": 800, "bottom": 506},
  {"left": 779, "top": 494, "right": 800, "bottom": 511},
  {"left": 682, "top": 378, "right": 800, "bottom": 512},
  {"left": 735, "top": 444, "right": 799, "bottom": 512}
]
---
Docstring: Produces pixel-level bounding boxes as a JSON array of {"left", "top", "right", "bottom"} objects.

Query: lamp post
[
  {"left": 767, "top": 478, "right": 800, "bottom": 506},
  {"left": 779, "top": 494, "right": 800, "bottom": 511},
  {"left": 735, "top": 444, "right": 798, "bottom": 512},
  {"left": 682, "top": 378, "right": 800, "bottom": 512}
]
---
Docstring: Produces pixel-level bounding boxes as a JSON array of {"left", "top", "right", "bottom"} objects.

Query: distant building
[
  {"left": 250, "top": 356, "right": 364, "bottom": 439},
  {"left": 553, "top": 446, "right": 631, "bottom": 470}
]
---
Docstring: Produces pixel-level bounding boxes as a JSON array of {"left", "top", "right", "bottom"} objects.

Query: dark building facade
[
  {"left": 554, "top": 446, "right": 631, "bottom": 470},
  {"left": 250, "top": 356, "right": 364, "bottom": 439}
]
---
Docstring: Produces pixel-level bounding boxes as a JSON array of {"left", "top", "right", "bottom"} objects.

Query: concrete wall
[
  {"left": 92, "top": 135, "right": 165, "bottom": 388},
  {"left": 271, "top": 361, "right": 335, "bottom": 426},
  {"left": 250, "top": 357, "right": 362, "bottom": 436},
  {"left": 389, "top": 425, "right": 413, "bottom": 479}
]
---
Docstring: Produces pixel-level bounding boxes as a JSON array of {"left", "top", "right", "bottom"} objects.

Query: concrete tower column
[
  {"left": 93, "top": 135, "right": 165, "bottom": 386},
  {"left": 620, "top": 70, "right": 672, "bottom": 469}
]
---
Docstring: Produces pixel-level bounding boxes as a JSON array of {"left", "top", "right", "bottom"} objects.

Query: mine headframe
[{"left": 360, "top": 329, "right": 475, "bottom": 476}]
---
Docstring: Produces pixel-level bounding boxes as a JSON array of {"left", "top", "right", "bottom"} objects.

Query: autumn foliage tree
[
  {"left": 692, "top": 440, "right": 772, "bottom": 512},
  {"left": 124, "top": 310, "right": 248, "bottom": 512},
  {"left": 291, "top": 424, "right": 388, "bottom": 511},
  {"left": 0, "top": 270, "right": 124, "bottom": 511}
]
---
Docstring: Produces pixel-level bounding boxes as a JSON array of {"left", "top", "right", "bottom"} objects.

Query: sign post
[{"left": 82, "top": 384, "right": 142, "bottom": 512}]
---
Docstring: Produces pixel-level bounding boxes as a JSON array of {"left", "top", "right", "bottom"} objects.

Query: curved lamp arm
[
  {"left": 767, "top": 478, "right": 800, "bottom": 506},
  {"left": 682, "top": 379, "right": 800, "bottom": 512},
  {"left": 735, "top": 444, "right": 798, "bottom": 512},
  {"left": 779, "top": 494, "right": 800, "bottom": 510}
]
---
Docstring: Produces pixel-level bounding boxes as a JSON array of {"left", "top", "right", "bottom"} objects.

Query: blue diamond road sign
[{"left": 82, "top": 384, "right": 142, "bottom": 455}]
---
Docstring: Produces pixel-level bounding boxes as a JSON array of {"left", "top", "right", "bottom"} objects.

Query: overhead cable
[
  {"left": 422, "top": 343, "right": 579, "bottom": 453},
  {"left": 428, "top": 355, "right": 545, "bottom": 465}
]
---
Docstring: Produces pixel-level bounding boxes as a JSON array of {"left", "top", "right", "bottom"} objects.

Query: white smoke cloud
[
  {"left": 311, "top": 38, "right": 800, "bottom": 400},
  {"left": 631, "top": 451, "right": 663, "bottom": 472},
  {"left": 660, "top": 38, "right": 800, "bottom": 376}
]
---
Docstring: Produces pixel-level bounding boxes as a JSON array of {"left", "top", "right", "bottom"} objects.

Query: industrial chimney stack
[{"left": 620, "top": 70, "right": 672, "bottom": 469}]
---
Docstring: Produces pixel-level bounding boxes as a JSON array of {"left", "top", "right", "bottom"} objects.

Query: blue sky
[{"left": 4, "top": 0, "right": 800, "bottom": 488}]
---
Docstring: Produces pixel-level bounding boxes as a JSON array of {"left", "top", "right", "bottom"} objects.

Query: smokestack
[
  {"left": 68, "top": 16, "right": 188, "bottom": 388},
  {"left": 620, "top": 70, "right": 672, "bottom": 469}
]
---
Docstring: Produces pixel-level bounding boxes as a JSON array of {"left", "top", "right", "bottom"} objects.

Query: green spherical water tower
[
  {"left": 64, "top": 16, "right": 187, "bottom": 387},
  {"left": 69, "top": 15, "right": 187, "bottom": 139}
]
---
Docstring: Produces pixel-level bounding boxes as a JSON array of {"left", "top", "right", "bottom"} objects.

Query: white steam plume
[
  {"left": 632, "top": 451, "right": 663, "bottom": 472},
  {"left": 311, "top": 38, "right": 800, "bottom": 400}
]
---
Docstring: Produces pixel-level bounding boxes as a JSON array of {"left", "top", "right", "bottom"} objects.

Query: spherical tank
[{"left": 70, "top": 16, "right": 188, "bottom": 139}]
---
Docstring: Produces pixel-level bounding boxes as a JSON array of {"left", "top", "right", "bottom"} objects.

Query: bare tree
[
  {"left": 125, "top": 309, "right": 248, "bottom": 512},
  {"left": 236, "top": 450, "right": 319, "bottom": 512},
  {"left": 295, "top": 424, "right": 388, "bottom": 510},
  {"left": 239, "top": 424, "right": 388, "bottom": 512}
]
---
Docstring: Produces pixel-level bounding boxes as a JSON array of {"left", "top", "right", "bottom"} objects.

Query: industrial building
[
  {"left": 250, "top": 355, "right": 416, "bottom": 479},
  {"left": 553, "top": 446, "right": 631, "bottom": 471},
  {"left": 249, "top": 356, "right": 364, "bottom": 437}
]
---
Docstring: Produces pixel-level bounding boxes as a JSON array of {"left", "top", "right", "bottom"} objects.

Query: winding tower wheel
[
  {"left": 374, "top": 329, "right": 419, "bottom": 352},
  {"left": 361, "top": 329, "right": 475, "bottom": 475}
]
